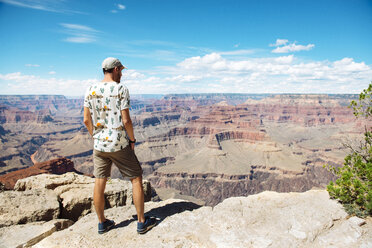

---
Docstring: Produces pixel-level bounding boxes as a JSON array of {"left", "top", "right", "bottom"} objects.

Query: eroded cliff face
[
  {"left": 0, "top": 96, "right": 88, "bottom": 174},
  {"left": 0, "top": 95, "right": 81, "bottom": 116},
  {"left": 131, "top": 94, "right": 366, "bottom": 205},
  {"left": 149, "top": 164, "right": 337, "bottom": 206},
  {"left": 0, "top": 105, "right": 54, "bottom": 124}
]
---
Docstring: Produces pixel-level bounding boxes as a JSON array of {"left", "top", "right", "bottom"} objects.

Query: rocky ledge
[
  {"left": 0, "top": 173, "right": 152, "bottom": 226},
  {"left": 31, "top": 190, "right": 371, "bottom": 248},
  {"left": 0, "top": 173, "right": 371, "bottom": 247}
]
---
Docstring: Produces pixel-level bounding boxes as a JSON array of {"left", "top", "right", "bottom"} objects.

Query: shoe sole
[
  {"left": 98, "top": 222, "right": 115, "bottom": 234},
  {"left": 137, "top": 222, "right": 157, "bottom": 235}
]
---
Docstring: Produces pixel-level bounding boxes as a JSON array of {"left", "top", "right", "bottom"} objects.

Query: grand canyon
[{"left": 0, "top": 93, "right": 368, "bottom": 206}]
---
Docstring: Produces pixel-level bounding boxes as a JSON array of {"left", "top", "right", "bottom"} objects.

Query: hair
[{"left": 103, "top": 68, "right": 114, "bottom": 74}]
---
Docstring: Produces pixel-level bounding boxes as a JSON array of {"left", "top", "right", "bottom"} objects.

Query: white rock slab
[
  {"left": 0, "top": 219, "right": 73, "bottom": 248},
  {"left": 32, "top": 190, "right": 372, "bottom": 248},
  {"left": 14, "top": 173, "right": 152, "bottom": 221},
  {"left": 0, "top": 189, "right": 60, "bottom": 227}
]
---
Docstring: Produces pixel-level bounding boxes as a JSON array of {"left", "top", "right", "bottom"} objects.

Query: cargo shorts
[{"left": 93, "top": 145, "right": 143, "bottom": 179}]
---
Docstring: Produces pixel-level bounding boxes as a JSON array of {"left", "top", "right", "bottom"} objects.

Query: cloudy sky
[{"left": 0, "top": 0, "right": 371, "bottom": 96}]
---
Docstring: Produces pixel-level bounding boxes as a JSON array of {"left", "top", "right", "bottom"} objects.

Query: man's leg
[
  {"left": 94, "top": 178, "right": 107, "bottom": 223},
  {"left": 131, "top": 176, "right": 145, "bottom": 223}
]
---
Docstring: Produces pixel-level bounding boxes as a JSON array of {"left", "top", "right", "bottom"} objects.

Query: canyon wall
[{"left": 0, "top": 93, "right": 367, "bottom": 206}]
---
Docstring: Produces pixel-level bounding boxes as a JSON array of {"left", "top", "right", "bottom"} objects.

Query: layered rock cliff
[
  {"left": 149, "top": 163, "right": 337, "bottom": 206},
  {"left": 0, "top": 95, "right": 81, "bottom": 116},
  {"left": 0, "top": 105, "right": 54, "bottom": 124}
]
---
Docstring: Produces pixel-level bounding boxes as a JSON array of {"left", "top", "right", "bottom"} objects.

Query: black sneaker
[
  {"left": 137, "top": 217, "right": 157, "bottom": 234},
  {"left": 98, "top": 219, "right": 115, "bottom": 234}
]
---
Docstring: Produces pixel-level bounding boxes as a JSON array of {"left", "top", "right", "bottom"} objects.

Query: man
[{"left": 83, "top": 57, "right": 156, "bottom": 234}]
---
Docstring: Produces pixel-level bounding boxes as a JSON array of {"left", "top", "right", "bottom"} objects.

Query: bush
[{"left": 323, "top": 82, "right": 372, "bottom": 218}]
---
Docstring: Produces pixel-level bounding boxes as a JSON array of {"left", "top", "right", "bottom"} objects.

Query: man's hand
[
  {"left": 83, "top": 107, "right": 93, "bottom": 136},
  {"left": 121, "top": 108, "right": 136, "bottom": 150},
  {"left": 130, "top": 142, "right": 135, "bottom": 150}
]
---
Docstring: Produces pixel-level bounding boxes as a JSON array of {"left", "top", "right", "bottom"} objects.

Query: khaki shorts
[{"left": 93, "top": 145, "right": 143, "bottom": 179}]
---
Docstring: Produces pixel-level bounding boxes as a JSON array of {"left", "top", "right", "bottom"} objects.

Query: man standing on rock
[{"left": 83, "top": 57, "right": 156, "bottom": 234}]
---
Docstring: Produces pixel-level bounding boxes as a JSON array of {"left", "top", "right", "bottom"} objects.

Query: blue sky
[{"left": 0, "top": 0, "right": 371, "bottom": 95}]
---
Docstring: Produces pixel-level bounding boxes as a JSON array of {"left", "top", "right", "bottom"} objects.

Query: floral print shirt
[{"left": 84, "top": 81, "right": 130, "bottom": 152}]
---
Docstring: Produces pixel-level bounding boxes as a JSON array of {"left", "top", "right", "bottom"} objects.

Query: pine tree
[{"left": 324, "top": 83, "right": 372, "bottom": 218}]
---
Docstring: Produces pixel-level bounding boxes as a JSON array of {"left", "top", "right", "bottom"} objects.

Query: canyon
[{"left": 0, "top": 93, "right": 369, "bottom": 206}]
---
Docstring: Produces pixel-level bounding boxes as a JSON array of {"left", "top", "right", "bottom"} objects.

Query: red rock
[{"left": 0, "top": 158, "right": 81, "bottom": 189}]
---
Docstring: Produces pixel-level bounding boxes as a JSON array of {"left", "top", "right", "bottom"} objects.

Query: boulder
[
  {"left": 0, "top": 219, "right": 73, "bottom": 248},
  {"left": 0, "top": 189, "right": 60, "bottom": 227},
  {"left": 14, "top": 172, "right": 94, "bottom": 191},
  {"left": 14, "top": 172, "right": 152, "bottom": 221},
  {"left": 32, "top": 190, "right": 372, "bottom": 248}
]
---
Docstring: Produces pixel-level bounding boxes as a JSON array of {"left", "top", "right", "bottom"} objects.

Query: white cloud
[
  {"left": 333, "top": 58, "right": 370, "bottom": 72},
  {"left": 48, "top": 71, "right": 56, "bottom": 75},
  {"left": 60, "top": 23, "right": 97, "bottom": 32},
  {"left": 271, "top": 39, "right": 315, "bottom": 53},
  {"left": 219, "top": 49, "right": 255, "bottom": 56},
  {"left": 0, "top": 72, "right": 97, "bottom": 96},
  {"left": 274, "top": 55, "right": 294, "bottom": 64},
  {"left": 111, "top": 3, "right": 126, "bottom": 13},
  {"left": 0, "top": 0, "right": 85, "bottom": 14},
  {"left": 150, "top": 53, "right": 371, "bottom": 94},
  {"left": 234, "top": 43, "right": 240, "bottom": 48},
  {"left": 65, "top": 36, "right": 95, "bottom": 43},
  {"left": 272, "top": 43, "right": 315, "bottom": 53},
  {"left": 2, "top": 54, "right": 371, "bottom": 95},
  {"left": 270, "top": 39, "right": 288, "bottom": 47},
  {"left": 25, "top": 64, "right": 40, "bottom": 67},
  {"left": 60, "top": 23, "right": 99, "bottom": 43},
  {"left": 117, "top": 4, "right": 126, "bottom": 10}
]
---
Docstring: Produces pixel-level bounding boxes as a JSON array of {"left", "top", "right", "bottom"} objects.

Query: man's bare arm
[
  {"left": 83, "top": 107, "right": 94, "bottom": 136},
  {"left": 121, "top": 108, "right": 135, "bottom": 148}
]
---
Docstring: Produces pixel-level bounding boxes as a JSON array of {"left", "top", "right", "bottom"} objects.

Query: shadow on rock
[{"left": 113, "top": 201, "right": 202, "bottom": 230}]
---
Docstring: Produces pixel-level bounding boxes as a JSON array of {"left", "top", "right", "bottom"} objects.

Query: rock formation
[
  {"left": 0, "top": 188, "right": 60, "bottom": 227},
  {"left": 0, "top": 167, "right": 371, "bottom": 247},
  {"left": 149, "top": 163, "right": 337, "bottom": 206},
  {"left": 0, "top": 95, "right": 80, "bottom": 116},
  {"left": 12, "top": 173, "right": 152, "bottom": 221},
  {"left": 0, "top": 219, "right": 74, "bottom": 248},
  {"left": 0, "top": 172, "right": 153, "bottom": 247},
  {"left": 0, "top": 105, "right": 54, "bottom": 124},
  {"left": 28, "top": 190, "right": 372, "bottom": 247},
  {"left": 0, "top": 158, "right": 81, "bottom": 189}
]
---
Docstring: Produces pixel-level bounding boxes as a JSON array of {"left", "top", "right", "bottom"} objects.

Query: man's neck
[{"left": 102, "top": 74, "right": 118, "bottom": 83}]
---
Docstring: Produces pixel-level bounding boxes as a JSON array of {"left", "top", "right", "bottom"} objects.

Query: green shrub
[{"left": 323, "top": 82, "right": 372, "bottom": 218}]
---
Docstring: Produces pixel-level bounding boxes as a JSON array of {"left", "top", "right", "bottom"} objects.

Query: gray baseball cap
[{"left": 102, "top": 57, "right": 127, "bottom": 70}]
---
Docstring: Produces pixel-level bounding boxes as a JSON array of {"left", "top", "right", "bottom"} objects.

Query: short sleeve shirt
[{"left": 84, "top": 81, "right": 130, "bottom": 152}]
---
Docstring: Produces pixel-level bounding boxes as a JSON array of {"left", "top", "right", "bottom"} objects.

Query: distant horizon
[
  {"left": 0, "top": 92, "right": 360, "bottom": 98},
  {"left": 0, "top": 0, "right": 371, "bottom": 95}
]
